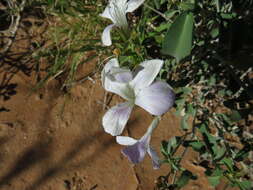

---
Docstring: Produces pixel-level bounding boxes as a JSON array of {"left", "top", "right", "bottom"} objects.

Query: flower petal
[
  {"left": 117, "top": 0, "right": 128, "bottom": 7},
  {"left": 126, "top": 0, "right": 145, "bottom": 13},
  {"left": 105, "top": 79, "right": 135, "bottom": 100},
  {"left": 147, "top": 146, "right": 160, "bottom": 169},
  {"left": 102, "top": 60, "right": 134, "bottom": 100},
  {"left": 103, "top": 102, "right": 134, "bottom": 136},
  {"left": 135, "top": 81, "right": 175, "bottom": 115},
  {"left": 116, "top": 136, "right": 137, "bottom": 145},
  {"left": 130, "top": 59, "right": 164, "bottom": 91},
  {"left": 119, "top": 117, "right": 160, "bottom": 166},
  {"left": 102, "top": 58, "right": 119, "bottom": 88},
  {"left": 100, "top": 5, "right": 114, "bottom": 22},
  {"left": 102, "top": 24, "right": 115, "bottom": 46},
  {"left": 102, "top": 58, "right": 133, "bottom": 84},
  {"left": 109, "top": 67, "right": 133, "bottom": 83},
  {"left": 121, "top": 137, "right": 149, "bottom": 164}
]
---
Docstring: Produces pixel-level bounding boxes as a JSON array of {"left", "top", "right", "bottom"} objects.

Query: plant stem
[
  {"left": 171, "top": 110, "right": 198, "bottom": 185},
  {"left": 144, "top": 3, "right": 173, "bottom": 23}
]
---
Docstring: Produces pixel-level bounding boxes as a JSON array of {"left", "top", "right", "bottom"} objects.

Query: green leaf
[
  {"left": 161, "top": 137, "right": 181, "bottom": 156},
  {"left": 153, "top": 0, "right": 160, "bottom": 9},
  {"left": 181, "top": 115, "right": 189, "bottom": 130},
  {"left": 199, "top": 124, "right": 220, "bottom": 156},
  {"left": 221, "top": 158, "right": 234, "bottom": 172},
  {"left": 208, "top": 176, "right": 221, "bottom": 187},
  {"left": 229, "top": 110, "right": 243, "bottom": 122},
  {"left": 208, "top": 75, "right": 216, "bottom": 86},
  {"left": 238, "top": 180, "right": 252, "bottom": 190},
  {"left": 176, "top": 170, "right": 197, "bottom": 188},
  {"left": 182, "top": 87, "right": 192, "bottom": 94},
  {"left": 187, "top": 140, "right": 205, "bottom": 152},
  {"left": 161, "top": 140, "right": 169, "bottom": 156},
  {"left": 176, "top": 87, "right": 192, "bottom": 95},
  {"left": 179, "top": 2, "right": 195, "bottom": 11},
  {"left": 186, "top": 103, "right": 196, "bottom": 116},
  {"left": 168, "top": 136, "right": 181, "bottom": 154},
  {"left": 165, "top": 10, "right": 178, "bottom": 19},
  {"left": 155, "top": 22, "right": 172, "bottom": 32},
  {"left": 206, "top": 168, "right": 223, "bottom": 187},
  {"left": 210, "top": 27, "right": 219, "bottom": 38},
  {"left": 161, "top": 12, "right": 194, "bottom": 62},
  {"left": 235, "top": 144, "right": 251, "bottom": 161},
  {"left": 214, "top": 146, "right": 226, "bottom": 161},
  {"left": 220, "top": 12, "right": 237, "bottom": 19},
  {"left": 214, "top": 0, "right": 220, "bottom": 12}
]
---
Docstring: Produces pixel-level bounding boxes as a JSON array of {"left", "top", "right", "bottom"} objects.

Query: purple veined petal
[
  {"left": 147, "top": 146, "right": 160, "bottom": 169},
  {"left": 126, "top": 0, "right": 145, "bottom": 13},
  {"left": 135, "top": 81, "right": 175, "bottom": 115},
  {"left": 102, "top": 24, "right": 115, "bottom": 46},
  {"left": 102, "top": 58, "right": 119, "bottom": 88},
  {"left": 120, "top": 117, "right": 159, "bottom": 165},
  {"left": 116, "top": 136, "right": 137, "bottom": 145},
  {"left": 130, "top": 59, "right": 164, "bottom": 91},
  {"left": 102, "top": 58, "right": 133, "bottom": 84},
  {"left": 101, "top": 59, "right": 134, "bottom": 100},
  {"left": 121, "top": 135, "right": 149, "bottom": 164},
  {"left": 109, "top": 67, "right": 133, "bottom": 83},
  {"left": 103, "top": 102, "right": 134, "bottom": 136}
]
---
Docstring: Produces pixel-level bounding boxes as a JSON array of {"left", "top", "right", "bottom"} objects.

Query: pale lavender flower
[
  {"left": 102, "top": 58, "right": 175, "bottom": 136},
  {"left": 100, "top": 0, "right": 145, "bottom": 46},
  {"left": 116, "top": 117, "right": 161, "bottom": 169}
]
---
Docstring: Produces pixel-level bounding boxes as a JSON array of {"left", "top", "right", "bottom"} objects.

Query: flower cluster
[{"left": 100, "top": 0, "right": 175, "bottom": 168}]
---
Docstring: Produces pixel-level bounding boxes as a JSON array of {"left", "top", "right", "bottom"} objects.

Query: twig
[
  {"left": 63, "top": 71, "right": 97, "bottom": 89},
  {"left": 103, "top": 91, "right": 108, "bottom": 110},
  {"left": 144, "top": 3, "right": 173, "bottom": 23},
  {"left": 96, "top": 100, "right": 110, "bottom": 110},
  {"left": 0, "top": 0, "right": 26, "bottom": 55}
]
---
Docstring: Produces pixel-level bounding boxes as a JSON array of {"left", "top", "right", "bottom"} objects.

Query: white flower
[
  {"left": 116, "top": 117, "right": 161, "bottom": 169},
  {"left": 100, "top": 0, "right": 145, "bottom": 46},
  {"left": 102, "top": 58, "right": 175, "bottom": 136}
]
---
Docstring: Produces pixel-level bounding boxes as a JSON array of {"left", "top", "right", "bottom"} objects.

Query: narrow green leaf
[
  {"left": 161, "top": 12, "right": 194, "bottom": 62},
  {"left": 186, "top": 103, "right": 196, "bottom": 116},
  {"left": 199, "top": 124, "right": 219, "bottom": 156},
  {"left": 167, "top": 136, "right": 181, "bottom": 154},
  {"left": 208, "top": 176, "right": 221, "bottom": 187},
  {"left": 187, "top": 140, "right": 205, "bottom": 152},
  {"left": 210, "top": 27, "right": 219, "bottom": 38},
  {"left": 214, "top": 146, "right": 226, "bottom": 161},
  {"left": 179, "top": 2, "right": 195, "bottom": 11},
  {"left": 176, "top": 170, "right": 197, "bottom": 188},
  {"left": 238, "top": 180, "right": 252, "bottom": 190},
  {"left": 221, "top": 158, "right": 234, "bottom": 172},
  {"left": 161, "top": 140, "right": 169, "bottom": 156},
  {"left": 165, "top": 10, "right": 178, "bottom": 19},
  {"left": 235, "top": 144, "right": 251, "bottom": 161},
  {"left": 181, "top": 115, "right": 189, "bottom": 130}
]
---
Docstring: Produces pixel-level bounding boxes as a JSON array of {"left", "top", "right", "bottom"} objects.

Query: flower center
[{"left": 124, "top": 84, "right": 136, "bottom": 103}]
